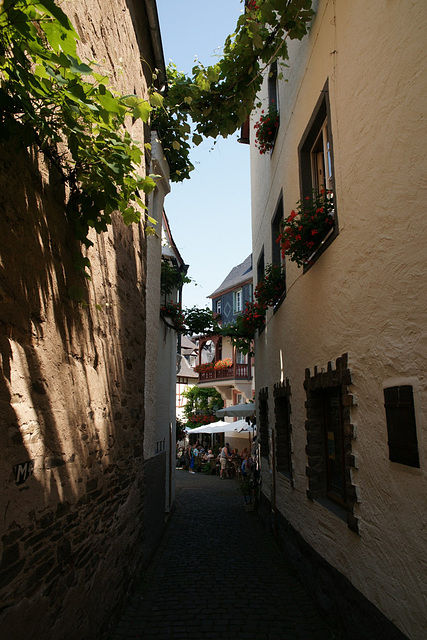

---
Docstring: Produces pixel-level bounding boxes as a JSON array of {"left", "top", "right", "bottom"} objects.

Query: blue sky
[{"left": 156, "top": 0, "right": 252, "bottom": 310}]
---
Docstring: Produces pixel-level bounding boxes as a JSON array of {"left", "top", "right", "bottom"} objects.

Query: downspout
[{"left": 143, "top": 0, "right": 167, "bottom": 88}]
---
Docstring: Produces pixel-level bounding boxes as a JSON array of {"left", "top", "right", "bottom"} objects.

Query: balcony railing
[{"left": 198, "top": 364, "right": 251, "bottom": 382}]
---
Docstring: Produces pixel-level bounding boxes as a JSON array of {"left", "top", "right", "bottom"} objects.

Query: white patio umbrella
[
  {"left": 215, "top": 402, "right": 255, "bottom": 418},
  {"left": 187, "top": 419, "right": 251, "bottom": 434}
]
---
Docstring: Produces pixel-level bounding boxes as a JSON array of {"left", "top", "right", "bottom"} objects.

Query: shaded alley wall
[{"left": 0, "top": 1, "right": 159, "bottom": 637}]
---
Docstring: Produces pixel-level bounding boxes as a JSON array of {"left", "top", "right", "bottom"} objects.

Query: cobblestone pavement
[{"left": 110, "top": 469, "right": 344, "bottom": 640}]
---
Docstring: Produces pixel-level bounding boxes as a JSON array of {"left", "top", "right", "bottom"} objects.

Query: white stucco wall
[
  {"left": 144, "top": 135, "right": 180, "bottom": 509},
  {"left": 251, "top": 2, "right": 427, "bottom": 639},
  {"left": 144, "top": 134, "right": 170, "bottom": 460}
]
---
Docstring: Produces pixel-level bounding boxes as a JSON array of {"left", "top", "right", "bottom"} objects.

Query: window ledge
[
  {"left": 314, "top": 496, "right": 348, "bottom": 524},
  {"left": 273, "top": 288, "right": 287, "bottom": 314},
  {"left": 303, "top": 224, "right": 337, "bottom": 272},
  {"left": 277, "top": 469, "right": 295, "bottom": 487}
]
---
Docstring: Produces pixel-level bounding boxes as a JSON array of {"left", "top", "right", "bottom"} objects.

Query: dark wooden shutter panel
[{"left": 384, "top": 386, "right": 419, "bottom": 468}]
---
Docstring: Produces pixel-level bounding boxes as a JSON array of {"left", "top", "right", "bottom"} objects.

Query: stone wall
[{"left": 0, "top": 2, "right": 163, "bottom": 637}]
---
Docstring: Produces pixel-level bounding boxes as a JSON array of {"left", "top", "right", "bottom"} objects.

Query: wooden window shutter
[{"left": 384, "top": 385, "right": 419, "bottom": 468}]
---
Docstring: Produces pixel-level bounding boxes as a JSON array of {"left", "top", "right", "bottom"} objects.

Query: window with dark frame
[
  {"left": 322, "top": 387, "right": 346, "bottom": 505},
  {"left": 266, "top": 60, "right": 279, "bottom": 152},
  {"left": 271, "top": 195, "right": 286, "bottom": 304},
  {"left": 257, "top": 248, "right": 265, "bottom": 284},
  {"left": 298, "top": 81, "right": 337, "bottom": 266},
  {"left": 304, "top": 354, "right": 359, "bottom": 532},
  {"left": 271, "top": 196, "right": 283, "bottom": 267},
  {"left": 274, "top": 382, "right": 292, "bottom": 479},
  {"left": 268, "top": 60, "right": 278, "bottom": 110},
  {"left": 384, "top": 385, "right": 420, "bottom": 468},
  {"left": 258, "top": 387, "right": 269, "bottom": 463},
  {"left": 256, "top": 249, "right": 265, "bottom": 333},
  {"left": 233, "top": 288, "right": 243, "bottom": 313},
  {"left": 299, "top": 82, "right": 334, "bottom": 197}
]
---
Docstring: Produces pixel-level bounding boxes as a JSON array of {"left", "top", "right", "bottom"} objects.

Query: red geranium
[
  {"left": 277, "top": 190, "right": 335, "bottom": 267},
  {"left": 254, "top": 104, "right": 279, "bottom": 154}
]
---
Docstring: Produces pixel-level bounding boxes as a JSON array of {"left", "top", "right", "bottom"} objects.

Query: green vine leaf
[
  {"left": 0, "top": 0, "right": 160, "bottom": 262},
  {"left": 151, "top": 0, "right": 315, "bottom": 182},
  {"left": 132, "top": 100, "right": 151, "bottom": 122},
  {"left": 149, "top": 91, "right": 164, "bottom": 108}
]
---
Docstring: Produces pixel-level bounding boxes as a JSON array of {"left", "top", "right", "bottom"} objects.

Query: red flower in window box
[
  {"left": 193, "top": 362, "right": 215, "bottom": 373},
  {"left": 254, "top": 263, "right": 286, "bottom": 308},
  {"left": 160, "top": 300, "right": 185, "bottom": 331},
  {"left": 253, "top": 105, "right": 279, "bottom": 154},
  {"left": 277, "top": 190, "right": 335, "bottom": 267},
  {"left": 214, "top": 358, "right": 233, "bottom": 370}
]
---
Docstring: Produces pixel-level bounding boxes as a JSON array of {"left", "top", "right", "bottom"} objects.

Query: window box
[
  {"left": 278, "top": 189, "right": 335, "bottom": 268},
  {"left": 254, "top": 104, "right": 279, "bottom": 155}
]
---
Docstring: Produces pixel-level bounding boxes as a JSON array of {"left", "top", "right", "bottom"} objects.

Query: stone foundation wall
[{"left": 258, "top": 493, "right": 410, "bottom": 640}]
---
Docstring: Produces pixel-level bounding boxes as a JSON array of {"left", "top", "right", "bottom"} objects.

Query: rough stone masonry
[{"left": 0, "top": 2, "right": 161, "bottom": 637}]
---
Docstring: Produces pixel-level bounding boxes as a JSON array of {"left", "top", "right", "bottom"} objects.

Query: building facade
[
  {"left": 176, "top": 336, "right": 199, "bottom": 422},
  {"left": 197, "top": 255, "right": 255, "bottom": 408},
  {"left": 250, "top": 2, "right": 427, "bottom": 640}
]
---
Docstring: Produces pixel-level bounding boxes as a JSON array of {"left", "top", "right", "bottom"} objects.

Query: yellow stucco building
[{"left": 250, "top": 2, "right": 427, "bottom": 639}]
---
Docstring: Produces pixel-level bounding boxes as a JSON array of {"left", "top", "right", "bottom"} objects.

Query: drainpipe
[{"left": 271, "top": 429, "right": 277, "bottom": 538}]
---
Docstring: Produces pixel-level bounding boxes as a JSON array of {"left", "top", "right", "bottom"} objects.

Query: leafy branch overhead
[
  {"left": 0, "top": 0, "right": 314, "bottom": 260},
  {"left": 152, "top": 0, "right": 314, "bottom": 181},
  {"left": 0, "top": 0, "right": 161, "bottom": 252}
]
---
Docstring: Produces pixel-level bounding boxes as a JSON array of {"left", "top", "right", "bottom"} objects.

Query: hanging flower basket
[
  {"left": 254, "top": 104, "right": 279, "bottom": 154},
  {"left": 277, "top": 190, "right": 335, "bottom": 267}
]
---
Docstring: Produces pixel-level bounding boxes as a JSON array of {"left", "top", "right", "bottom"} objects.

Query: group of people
[
  {"left": 177, "top": 441, "right": 255, "bottom": 479},
  {"left": 218, "top": 442, "right": 254, "bottom": 479},
  {"left": 177, "top": 443, "right": 212, "bottom": 473}
]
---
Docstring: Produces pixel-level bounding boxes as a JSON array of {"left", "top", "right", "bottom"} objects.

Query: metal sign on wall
[{"left": 13, "top": 460, "right": 35, "bottom": 485}]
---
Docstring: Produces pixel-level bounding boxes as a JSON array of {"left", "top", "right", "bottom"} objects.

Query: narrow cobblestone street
[{"left": 110, "top": 468, "right": 345, "bottom": 640}]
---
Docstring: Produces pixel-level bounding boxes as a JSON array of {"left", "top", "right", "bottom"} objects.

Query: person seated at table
[{"left": 240, "top": 447, "right": 249, "bottom": 460}]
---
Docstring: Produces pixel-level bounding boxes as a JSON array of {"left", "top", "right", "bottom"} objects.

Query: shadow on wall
[{"left": 0, "top": 141, "right": 147, "bottom": 637}]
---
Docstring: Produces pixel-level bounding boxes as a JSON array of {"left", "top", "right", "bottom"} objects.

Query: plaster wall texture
[
  {"left": 155, "top": 324, "right": 177, "bottom": 510},
  {"left": 251, "top": 1, "right": 427, "bottom": 639},
  {"left": 145, "top": 134, "right": 176, "bottom": 512},
  {"left": 0, "top": 1, "right": 165, "bottom": 637},
  {"left": 144, "top": 135, "right": 171, "bottom": 462}
]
